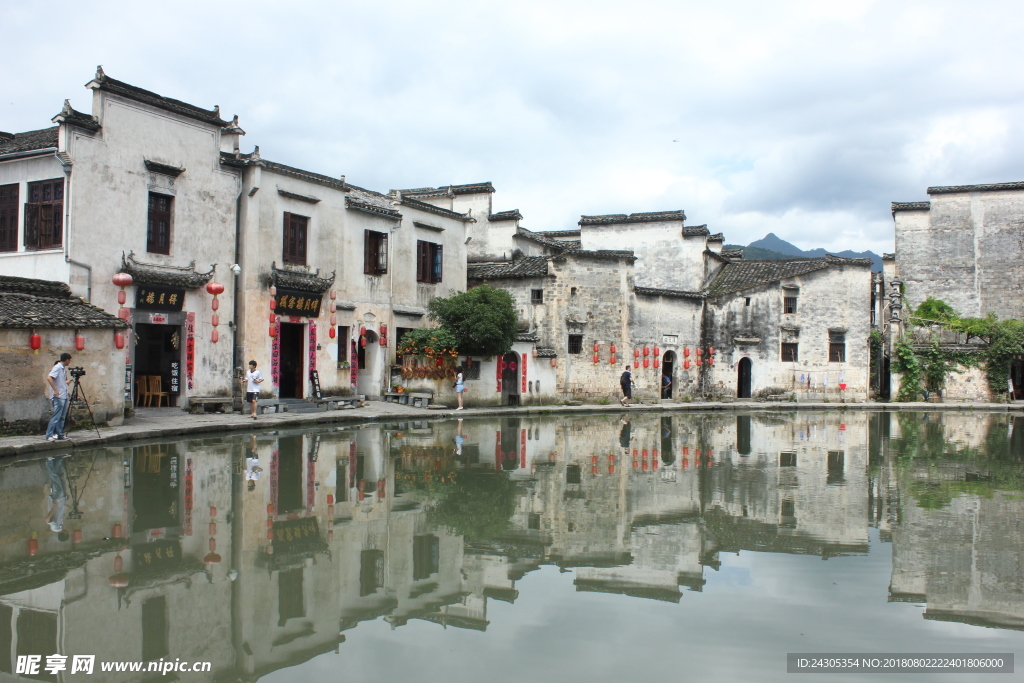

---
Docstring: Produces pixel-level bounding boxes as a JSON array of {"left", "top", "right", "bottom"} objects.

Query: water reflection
[{"left": 0, "top": 411, "right": 1021, "bottom": 680}]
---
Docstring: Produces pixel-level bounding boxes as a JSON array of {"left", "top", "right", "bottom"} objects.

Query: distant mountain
[{"left": 725, "top": 233, "right": 883, "bottom": 272}]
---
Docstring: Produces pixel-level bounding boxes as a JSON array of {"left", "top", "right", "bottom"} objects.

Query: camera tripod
[{"left": 60, "top": 372, "right": 102, "bottom": 439}]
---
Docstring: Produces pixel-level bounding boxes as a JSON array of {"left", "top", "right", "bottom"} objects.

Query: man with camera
[{"left": 45, "top": 353, "right": 72, "bottom": 442}]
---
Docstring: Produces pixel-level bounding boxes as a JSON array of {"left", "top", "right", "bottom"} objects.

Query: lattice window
[
  {"left": 147, "top": 193, "right": 172, "bottom": 255},
  {"left": 781, "top": 343, "right": 799, "bottom": 362},
  {"left": 531, "top": 289, "right": 544, "bottom": 304},
  {"left": 364, "top": 230, "right": 388, "bottom": 275},
  {"left": 416, "top": 240, "right": 443, "bottom": 283},
  {"left": 784, "top": 296, "right": 798, "bottom": 314},
  {"left": 568, "top": 335, "right": 583, "bottom": 354},
  {"left": 24, "top": 179, "right": 63, "bottom": 250},
  {"left": 283, "top": 212, "right": 308, "bottom": 265},
  {"left": 0, "top": 184, "right": 18, "bottom": 252}
]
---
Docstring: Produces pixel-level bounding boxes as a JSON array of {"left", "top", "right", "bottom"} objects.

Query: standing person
[
  {"left": 45, "top": 456, "right": 70, "bottom": 541},
  {"left": 243, "top": 360, "right": 264, "bottom": 420},
  {"left": 45, "top": 353, "right": 72, "bottom": 441},
  {"left": 619, "top": 366, "right": 634, "bottom": 406},
  {"left": 662, "top": 373, "right": 673, "bottom": 399},
  {"left": 454, "top": 367, "right": 466, "bottom": 410}
]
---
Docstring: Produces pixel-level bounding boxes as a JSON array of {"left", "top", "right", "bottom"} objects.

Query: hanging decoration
[
  {"left": 75, "top": 330, "right": 85, "bottom": 351},
  {"left": 112, "top": 272, "right": 133, "bottom": 321},
  {"left": 269, "top": 285, "right": 277, "bottom": 338},
  {"left": 205, "top": 282, "right": 225, "bottom": 344},
  {"left": 379, "top": 323, "right": 388, "bottom": 347},
  {"left": 29, "top": 330, "right": 41, "bottom": 354},
  {"left": 329, "top": 290, "right": 338, "bottom": 340}
]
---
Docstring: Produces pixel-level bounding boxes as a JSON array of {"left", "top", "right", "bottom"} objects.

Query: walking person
[
  {"left": 454, "top": 367, "right": 466, "bottom": 410},
  {"left": 45, "top": 353, "right": 72, "bottom": 441},
  {"left": 619, "top": 366, "right": 634, "bottom": 406},
  {"left": 662, "top": 373, "right": 673, "bottom": 399},
  {"left": 243, "top": 360, "right": 264, "bottom": 420}
]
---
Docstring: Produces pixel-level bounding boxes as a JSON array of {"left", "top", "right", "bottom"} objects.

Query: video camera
[{"left": 69, "top": 367, "right": 86, "bottom": 379}]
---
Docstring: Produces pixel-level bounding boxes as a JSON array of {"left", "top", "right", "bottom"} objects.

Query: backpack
[{"left": 620, "top": 371, "right": 631, "bottom": 385}]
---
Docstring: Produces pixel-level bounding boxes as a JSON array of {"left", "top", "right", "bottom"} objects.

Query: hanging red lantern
[
  {"left": 269, "top": 312, "right": 277, "bottom": 324},
  {"left": 654, "top": 347, "right": 660, "bottom": 357},
  {"left": 380, "top": 324, "right": 388, "bottom": 338},
  {"left": 634, "top": 349, "right": 640, "bottom": 358},
  {"left": 593, "top": 343, "right": 599, "bottom": 352},
  {"left": 112, "top": 272, "right": 133, "bottom": 288},
  {"left": 75, "top": 332, "right": 86, "bottom": 351},
  {"left": 654, "top": 359, "right": 660, "bottom": 368},
  {"left": 269, "top": 298, "right": 277, "bottom": 310},
  {"left": 696, "top": 357, "right": 702, "bottom": 366},
  {"left": 643, "top": 358, "right": 650, "bottom": 368},
  {"left": 117, "top": 308, "right": 130, "bottom": 321},
  {"left": 328, "top": 327, "right": 336, "bottom": 339},
  {"left": 113, "top": 273, "right": 133, "bottom": 322},
  {"left": 708, "top": 357, "right": 714, "bottom": 365},
  {"left": 330, "top": 314, "right": 337, "bottom": 326},
  {"left": 697, "top": 348, "right": 703, "bottom": 356},
  {"left": 610, "top": 345, "right": 616, "bottom": 354},
  {"left": 206, "top": 282, "right": 224, "bottom": 343},
  {"left": 30, "top": 332, "right": 41, "bottom": 354},
  {"left": 684, "top": 359, "right": 691, "bottom": 369},
  {"left": 330, "top": 289, "right": 337, "bottom": 301},
  {"left": 206, "top": 282, "right": 224, "bottom": 297},
  {"left": 269, "top": 284, "right": 277, "bottom": 297},
  {"left": 643, "top": 346, "right": 650, "bottom": 356},
  {"left": 114, "top": 333, "right": 125, "bottom": 350},
  {"left": 211, "top": 330, "right": 219, "bottom": 344},
  {"left": 683, "top": 347, "right": 690, "bottom": 357},
  {"left": 610, "top": 355, "right": 616, "bottom": 364},
  {"left": 360, "top": 336, "right": 367, "bottom": 347},
  {"left": 593, "top": 353, "right": 599, "bottom": 364},
  {"left": 550, "top": 357, "right": 557, "bottom": 367},
  {"left": 634, "top": 360, "right": 639, "bottom": 368},
  {"left": 709, "top": 347, "right": 716, "bottom": 355},
  {"left": 269, "top": 325, "right": 277, "bottom": 338},
  {"left": 360, "top": 326, "right": 366, "bottom": 336},
  {"left": 117, "top": 290, "right": 127, "bottom": 305},
  {"left": 211, "top": 313, "right": 220, "bottom": 327}
]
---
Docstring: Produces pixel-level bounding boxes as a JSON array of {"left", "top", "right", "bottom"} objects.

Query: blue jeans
[{"left": 46, "top": 397, "right": 68, "bottom": 438}]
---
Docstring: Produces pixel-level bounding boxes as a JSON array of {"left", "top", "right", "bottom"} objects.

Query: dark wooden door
[{"left": 738, "top": 357, "right": 752, "bottom": 399}]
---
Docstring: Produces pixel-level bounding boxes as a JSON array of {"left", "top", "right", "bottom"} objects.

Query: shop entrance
[
  {"left": 135, "top": 323, "right": 180, "bottom": 406},
  {"left": 279, "top": 323, "right": 305, "bottom": 399}
]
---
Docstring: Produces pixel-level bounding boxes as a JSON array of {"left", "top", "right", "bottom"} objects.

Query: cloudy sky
[{"left": 5, "top": 0, "right": 1024, "bottom": 254}]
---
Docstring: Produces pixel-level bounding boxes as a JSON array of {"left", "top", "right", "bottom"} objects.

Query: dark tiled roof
[
  {"left": 119, "top": 251, "right": 215, "bottom": 290},
  {"left": 556, "top": 249, "right": 635, "bottom": 262},
  {"left": 0, "top": 275, "right": 71, "bottom": 298},
  {"left": 400, "top": 195, "right": 472, "bottom": 222},
  {"left": 144, "top": 160, "right": 184, "bottom": 177},
  {"left": 707, "top": 232, "right": 724, "bottom": 242},
  {"left": 0, "top": 276, "right": 125, "bottom": 329},
  {"left": 346, "top": 196, "right": 402, "bottom": 220},
  {"left": 262, "top": 158, "right": 349, "bottom": 192},
  {"left": 90, "top": 68, "right": 229, "bottom": 126},
  {"left": 517, "top": 331, "right": 539, "bottom": 343},
  {"left": 891, "top": 201, "right": 930, "bottom": 212},
  {"left": 705, "top": 256, "right": 870, "bottom": 297},
  {"left": 270, "top": 263, "right": 336, "bottom": 294},
  {"left": 0, "top": 127, "right": 59, "bottom": 156},
  {"left": 927, "top": 181, "right": 1024, "bottom": 194},
  {"left": 489, "top": 210, "right": 522, "bottom": 221},
  {"left": 721, "top": 249, "right": 744, "bottom": 259},
  {"left": 539, "top": 229, "right": 581, "bottom": 238},
  {"left": 882, "top": 253, "right": 895, "bottom": 260},
  {"left": 683, "top": 224, "right": 709, "bottom": 236},
  {"left": 535, "top": 347, "right": 556, "bottom": 358},
  {"left": 51, "top": 101, "right": 100, "bottom": 132},
  {"left": 516, "top": 228, "right": 579, "bottom": 252},
  {"left": 579, "top": 210, "right": 686, "bottom": 226},
  {"left": 396, "top": 182, "right": 495, "bottom": 198},
  {"left": 634, "top": 286, "right": 704, "bottom": 300},
  {"left": 468, "top": 256, "right": 549, "bottom": 280}
]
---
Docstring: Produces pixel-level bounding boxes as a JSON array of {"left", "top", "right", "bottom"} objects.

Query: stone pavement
[{"left": 2, "top": 399, "right": 1022, "bottom": 459}]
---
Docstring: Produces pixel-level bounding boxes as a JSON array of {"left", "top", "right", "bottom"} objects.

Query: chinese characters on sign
[
  {"left": 271, "top": 323, "right": 281, "bottom": 387},
  {"left": 275, "top": 288, "right": 323, "bottom": 317},
  {"left": 185, "top": 313, "right": 195, "bottom": 390},
  {"left": 272, "top": 517, "right": 321, "bottom": 551},
  {"left": 132, "top": 540, "right": 182, "bottom": 574},
  {"left": 135, "top": 286, "right": 185, "bottom": 312},
  {"left": 170, "top": 361, "right": 180, "bottom": 393}
]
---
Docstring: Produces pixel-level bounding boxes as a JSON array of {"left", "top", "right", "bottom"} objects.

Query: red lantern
[
  {"left": 211, "top": 313, "right": 220, "bottom": 327},
  {"left": 684, "top": 360, "right": 691, "bottom": 369},
  {"left": 269, "top": 325, "right": 277, "bottom": 338},
  {"left": 117, "top": 290, "right": 127, "bottom": 305},
  {"left": 330, "top": 314, "right": 337, "bottom": 326},
  {"left": 206, "top": 283, "right": 224, "bottom": 343},
  {"left": 697, "top": 348, "right": 703, "bottom": 356},
  {"left": 206, "top": 282, "right": 225, "bottom": 296},
  {"left": 643, "top": 358, "right": 650, "bottom": 368},
  {"left": 709, "top": 347, "right": 716, "bottom": 355},
  {"left": 696, "top": 358, "right": 702, "bottom": 366},
  {"left": 108, "top": 573, "right": 130, "bottom": 588},
  {"left": 113, "top": 554, "right": 123, "bottom": 572},
  {"left": 209, "top": 538, "right": 217, "bottom": 552},
  {"left": 643, "top": 346, "right": 650, "bottom": 356},
  {"left": 654, "top": 347, "right": 660, "bottom": 356},
  {"left": 269, "top": 312, "right": 277, "bottom": 324},
  {"left": 380, "top": 324, "right": 388, "bottom": 337},
  {"left": 269, "top": 285, "right": 277, "bottom": 297},
  {"left": 634, "top": 349, "right": 640, "bottom": 358},
  {"left": 360, "top": 336, "right": 367, "bottom": 347},
  {"left": 610, "top": 355, "right": 616, "bottom": 364},
  {"left": 267, "top": 503, "right": 275, "bottom": 515},
  {"left": 593, "top": 343, "right": 599, "bottom": 352},
  {"left": 377, "top": 479, "right": 386, "bottom": 500},
  {"left": 117, "top": 308, "right": 130, "bottom": 321},
  {"left": 209, "top": 522, "right": 217, "bottom": 535},
  {"left": 112, "top": 273, "right": 133, "bottom": 288},
  {"left": 330, "top": 290, "right": 337, "bottom": 301},
  {"left": 75, "top": 333, "right": 85, "bottom": 351},
  {"left": 654, "top": 359, "right": 659, "bottom": 368},
  {"left": 30, "top": 333, "right": 41, "bottom": 354},
  {"left": 360, "top": 326, "right": 366, "bottom": 336},
  {"left": 269, "top": 299, "right": 277, "bottom": 310},
  {"left": 708, "top": 357, "right": 714, "bottom": 365},
  {"left": 211, "top": 330, "right": 219, "bottom": 344},
  {"left": 72, "top": 529, "right": 83, "bottom": 543},
  {"left": 114, "top": 333, "right": 125, "bottom": 350},
  {"left": 328, "top": 327, "right": 336, "bottom": 339},
  {"left": 593, "top": 353, "right": 599, "bottom": 364},
  {"left": 634, "top": 360, "right": 639, "bottom": 368},
  {"left": 203, "top": 552, "right": 222, "bottom": 565},
  {"left": 211, "top": 297, "right": 220, "bottom": 311},
  {"left": 683, "top": 347, "right": 690, "bottom": 357},
  {"left": 550, "top": 357, "right": 558, "bottom": 367},
  {"left": 610, "top": 345, "right": 616, "bottom": 354}
]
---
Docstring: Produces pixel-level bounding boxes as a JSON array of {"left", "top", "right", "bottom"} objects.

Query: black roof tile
[
  {"left": 634, "top": 286, "right": 704, "bottom": 300},
  {"left": 891, "top": 201, "right": 930, "bottom": 212},
  {"left": 683, "top": 224, "right": 710, "bottom": 236},
  {"left": 0, "top": 127, "right": 59, "bottom": 156},
  {"left": 927, "top": 181, "right": 1024, "bottom": 194},
  {"left": 704, "top": 256, "right": 870, "bottom": 297},
  {"left": 489, "top": 210, "right": 522, "bottom": 221},
  {"left": 468, "top": 256, "right": 549, "bottom": 280},
  {"left": 90, "top": 67, "right": 229, "bottom": 126},
  {"left": 579, "top": 210, "right": 686, "bottom": 226},
  {"left": 51, "top": 100, "right": 100, "bottom": 132},
  {"left": 119, "top": 251, "right": 215, "bottom": 290},
  {"left": 0, "top": 276, "right": 125, "bottom": 329}
]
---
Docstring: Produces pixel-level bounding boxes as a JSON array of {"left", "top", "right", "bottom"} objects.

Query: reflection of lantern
[
  {"left": 204, "top": 552, "right": 222, "bottom": 565},
  {"left": 75, "top": 332, "right": 86, "bottom": 351},
  {"left": 30, "top": 332, "right": 41, "bottom": 354},
  {"left": 113, "top": 522, "right": 123, "bottom": 538},
  {"left": 377, "top": 479, "right": 386, "bottom": 499},
  {"left": 72, "top": 529, "right": 83, "bottom": 543},
  {"left": 28, "top": 534, "right": 38, "bottom": 556},
  {"left": 108, "top": 573, "right": 130, "bottom": 588}
]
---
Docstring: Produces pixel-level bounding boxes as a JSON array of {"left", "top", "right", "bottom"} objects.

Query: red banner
[{"left": 185, "top": 313, "right": 195, "bottom": 391}]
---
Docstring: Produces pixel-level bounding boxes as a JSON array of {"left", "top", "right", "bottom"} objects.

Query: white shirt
[
  {"left": 246, "top": 369, "right": 264, "bottom": 393},
  {"left": 47, "top": 364, "right": 69, "bottom": 399},
  {"left": 246, "top": 457, "right": 262, "bottom": 481}
]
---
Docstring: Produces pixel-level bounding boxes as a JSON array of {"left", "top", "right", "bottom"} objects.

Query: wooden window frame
[
  {"left": 531, "top": 289, "right": 544, "bottom": 304},
  {"left": 828, "top": 331, "right": 846, "bottom": 362},
  {"left": 24, "top": 178, "right": 63, "bottom": 251},
  {"left": 568, "top": 334, "right": 583, "bottom": 355},
  {"left": 784, "top": 296, "right": 798, "bottom": 314},
  {"left": 147, "top": 192, "right": 173, "bottom": 255},
  {"left": 0, "top": 183, "right": 18, "bottom": 252},
  {"left": 282, "top": 212, "right": 309, "bottom": 265},
  {"left": 781, "top": 342, "right": 799, "bottom": 362},
  {"left": 416, "top": 240, "right": 443, "bottom": 283},
  {"left": 364, "top": 230, "right": 388, "bottom": 275}
]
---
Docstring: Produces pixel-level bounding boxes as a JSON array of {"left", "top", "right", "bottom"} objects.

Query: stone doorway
[
  {"left": 502, "top": 352, "right": 520, "bottom": 406},
  {"left": 279, "top": 323, "right": 304, "bottom": 399},
  {"left": 737, "top": 357, "right": 752, "bottom": 399},
  {"left": 662, "top": 351, "right": 675, "bottom": 398}
]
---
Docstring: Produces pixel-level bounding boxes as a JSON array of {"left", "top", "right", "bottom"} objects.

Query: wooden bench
[{"left": 187, "top": 397, "right": 236, "bottom": 414}]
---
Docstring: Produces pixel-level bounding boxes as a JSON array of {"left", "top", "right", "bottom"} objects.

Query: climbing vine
[{"left": 891, "top": 339, "right": 924, "bottom": 401}]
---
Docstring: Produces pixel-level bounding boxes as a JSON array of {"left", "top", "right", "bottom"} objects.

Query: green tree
[
  {"left": 427, "top": 285, "right": 518, "bottom": 357},
  {"left": 911, "top": 297, "right": 958, "bottom": 326}
]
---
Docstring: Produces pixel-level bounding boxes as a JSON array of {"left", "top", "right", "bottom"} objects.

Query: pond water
[{"left": 1, "top": 410, "right": 1022, "bottom": 682}]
